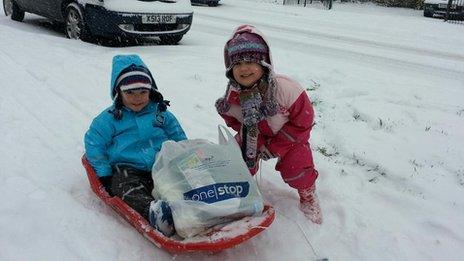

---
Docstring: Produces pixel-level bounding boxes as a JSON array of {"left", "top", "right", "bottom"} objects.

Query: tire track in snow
[
  {"left": 0, "top": 47, "right": 88, "bottom": 155},
  {"left": 0, "top": 47, "right": 93, "bottom": 119},
  {"left": 197, "top": 4, "right": 464, "bottom": 63},
  {"left": 0, "top": 50, "right": 91, "bottom": 117},
  {"left": 193, "top": 12, "right": 464, "bottom": 80}
]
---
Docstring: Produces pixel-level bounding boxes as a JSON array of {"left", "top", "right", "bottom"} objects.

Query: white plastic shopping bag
[{"left": 152, "top": 126, "right": 264, "bottom": 238}]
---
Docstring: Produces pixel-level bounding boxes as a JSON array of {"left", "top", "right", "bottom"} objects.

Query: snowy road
[
  {"left": 193, "top": 1, "right": 464, "bottom": 76},
  {"left": 1, "top": 1, "right": 464, "bottom": 260}
]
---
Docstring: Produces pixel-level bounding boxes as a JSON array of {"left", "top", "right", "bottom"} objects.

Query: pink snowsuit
[{"left": 216, "top": 25, "right": 318, "bottom": 190}]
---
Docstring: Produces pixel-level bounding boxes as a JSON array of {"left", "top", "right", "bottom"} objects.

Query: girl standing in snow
[
  {"left": 84, "top": 54, "right": 186, "bottom": 235},
  {"left": 215, "top": 25, "right": 322, "bottom": 224}
]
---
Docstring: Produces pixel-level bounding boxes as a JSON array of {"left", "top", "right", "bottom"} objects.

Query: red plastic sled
[{"left": 82, "top": 156, "right": 275, "bottom": 254}]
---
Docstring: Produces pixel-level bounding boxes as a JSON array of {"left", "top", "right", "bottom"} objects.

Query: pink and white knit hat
[{"left": 225, "top": 32, "right": 270, "bottom": 72}]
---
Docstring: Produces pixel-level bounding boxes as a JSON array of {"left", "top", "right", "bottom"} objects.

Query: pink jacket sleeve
[
  {"left": 220, "top": 113, "right": 242, "bottom": 132},
  {"left": 267, "top": 93, "right": 314, "bottom": 157}
]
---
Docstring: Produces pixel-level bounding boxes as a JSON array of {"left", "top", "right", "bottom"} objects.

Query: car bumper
[
  {"left": 84, "top": 5, "right": 193, "bottom": 38},
  {"left": 191, "top": 0, "right": 219, "bottom": 4},
  {"left": 424, "top": 4, "right": 464, "bottom": 19}
]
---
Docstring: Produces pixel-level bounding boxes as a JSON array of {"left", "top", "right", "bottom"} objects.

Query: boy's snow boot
[
  {"left": 298, "top": 185, "right": 323, "bottom": 225},
  {"left": 149, "top": 200, "right": 175, "bottom": 237}
]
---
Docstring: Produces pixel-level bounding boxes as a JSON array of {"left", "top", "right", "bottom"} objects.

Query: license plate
[
  {"left": 142, "top": 14, "right": 175, "bottom": 24},
  {"left": 439, "top": 3, "right": 456, "bottom": 9}
]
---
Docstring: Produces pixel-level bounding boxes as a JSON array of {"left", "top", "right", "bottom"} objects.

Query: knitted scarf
[{"left": 216, "top": 72, "right": 278, "bottom": 169}]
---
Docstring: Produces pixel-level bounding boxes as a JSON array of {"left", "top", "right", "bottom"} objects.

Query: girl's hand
[{"left": 258, "top": 145, "right": 275, "bottom": 161}]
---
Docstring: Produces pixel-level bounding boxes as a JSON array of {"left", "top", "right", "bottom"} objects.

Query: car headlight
[
  {"left": 88, "top": 0, "right": 104, "bottom": 6},
  {"left": 119, "top": 24, "right": 135, "bottom": 31}
]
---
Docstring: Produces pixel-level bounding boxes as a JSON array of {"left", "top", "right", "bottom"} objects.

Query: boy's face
[
  {"left": 232, "top": 61, "right": 264, "bottom": 88},
  {"left": 121, "top": 89, "right": 150, "bottom": 112}
]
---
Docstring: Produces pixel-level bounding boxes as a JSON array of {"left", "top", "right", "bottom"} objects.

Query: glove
[
  {"left": 258, "top": 145, "right": 275, "bottom": 161},
  {"left": 149, "top": 200, "right": 175, "bottom": 236}
]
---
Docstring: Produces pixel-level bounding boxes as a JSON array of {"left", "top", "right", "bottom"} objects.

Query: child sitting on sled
[
  {"left": 215, "top": 25, "right": 323, "bottom": 224},
  {"left": 84, "top": 54, "right": 186, "bottom": 236}
]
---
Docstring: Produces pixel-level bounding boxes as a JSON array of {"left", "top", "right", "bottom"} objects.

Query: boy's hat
[
  {"left": 225, "top": 32, "right": 270, "bottom": 71},
  {"left": 115, "top": 65, "right": 153, "bottom": 92},
  {"left": 110, "top": 55, "right": 169, "bottom": 119}
]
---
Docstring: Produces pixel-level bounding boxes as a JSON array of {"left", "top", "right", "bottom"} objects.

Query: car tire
[
  {"left": 64, "top": 3, "right": 90, "bottom": 40},
  {"left": 208, "top": 2, "right": 219, "bottom": 7},
  {"left": 4, "top": 0, "right": 25, "bottom": 21},
  {"left": 159, "top": 35, "right": 183, "bottom": 45},
  {"left": 3, "top": 0, "right": 12, "bottom": 16}
]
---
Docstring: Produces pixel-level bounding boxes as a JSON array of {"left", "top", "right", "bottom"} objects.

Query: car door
[
  {"left": 43, "top": 0, "right": 67, "bottom": 21},
  {"left": 30, "top": 0, "right": 61, "bottom": 20},
  {"left": 13, "top": 0, "right": 33, "bottom": 13}
]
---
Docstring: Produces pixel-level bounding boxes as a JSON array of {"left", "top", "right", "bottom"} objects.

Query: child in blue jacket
[{"left": 84, "top": 54, "right": 186, "bottom": 236}]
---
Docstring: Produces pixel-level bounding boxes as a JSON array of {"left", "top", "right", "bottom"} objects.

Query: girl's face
[
  {"left": 121, "top": 89, "right": 150, "bottom": 112},
  {"left": 232, "top": 61, "right": 264, "bottom": 88}
]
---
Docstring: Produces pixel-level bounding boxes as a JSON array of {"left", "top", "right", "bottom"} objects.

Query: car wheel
[
  {"left": 65, "top": 3, "right": 89, "bottom": 40},
  {"left": 208, "top": 1, "right": 218, "bottom": 7},
  {"left": 4, "top": 0, "right": 25, "bottom": 21},
  {"left": 159, "top": 35, "right": 183, "bottom": 45},
  {"left": 3, "top": 0, "right": 12, "bottom": 16}
]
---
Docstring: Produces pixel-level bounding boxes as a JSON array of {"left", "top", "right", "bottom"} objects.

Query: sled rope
[
  {"left": 253, "top": 162, "right": 326, "bottom": 260},
  {"left": 254, "top": 159, "right": 263, "bottom": 189},
  {"left": 276, "top": 209, "right": 327, "bottom": 261}
]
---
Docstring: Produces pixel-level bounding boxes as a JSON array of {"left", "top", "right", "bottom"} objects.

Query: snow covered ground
[{"left": 1, "top": 0, "right": 463, "bottom": 260}]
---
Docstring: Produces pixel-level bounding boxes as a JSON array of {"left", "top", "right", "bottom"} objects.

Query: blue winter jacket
[{"left": 84, "top": 55, "right": 187, "bottom": 177}]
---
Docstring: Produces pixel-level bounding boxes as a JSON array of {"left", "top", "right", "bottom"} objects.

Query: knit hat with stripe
[{"left": 115, "top": 65, "right": 154, "bottom": 93}]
